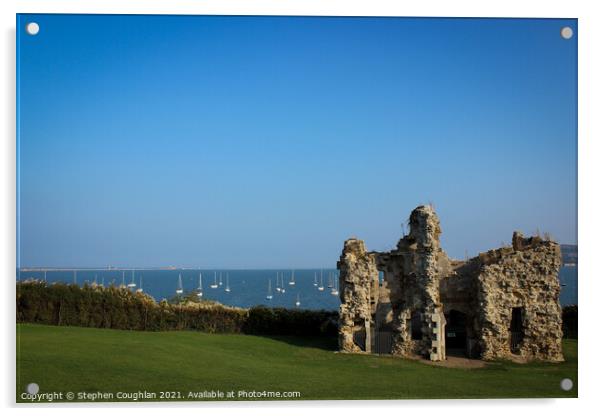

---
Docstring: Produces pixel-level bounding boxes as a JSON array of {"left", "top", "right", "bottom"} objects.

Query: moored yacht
[
  {"left": 276, "top": 271, "right": 281, "bottom": 292},
  {"left": 330, "top": 273, "right": 339, "bottom": 296},
  {"left": 210, "top": 271, "right": 218, "bottom": 289},
  {"left": 197, "top": 272, "right": 203, "bottom": 297},
  {"left": 318, "top": 269, "right": 324, "bottom": 291},
  {"left": 225, "top": 273, "right": 231, "bottom": 293},
  {"left": 128, "top": 270, "right": 137, "bottom": 288},
  {"left": 176, "top": 273, "right": 184, "bottom": 295}
]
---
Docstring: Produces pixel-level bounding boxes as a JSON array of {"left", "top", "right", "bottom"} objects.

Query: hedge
[
  {"left": 562, "top": 305, "right": 577, "bottom": 339},
  {"left": 242, "top": 305, "right": 338, "bottom": 336},
  {"left": 20, "top": 281, "right": 571, "bottom": 340},
  {"left": 16, "top": 281, "right": 338, "bottom": 337}
]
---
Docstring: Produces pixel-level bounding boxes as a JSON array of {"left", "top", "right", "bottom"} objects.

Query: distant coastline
[{"left": 19, "top": 244, "right": 579, "bottom": 272}]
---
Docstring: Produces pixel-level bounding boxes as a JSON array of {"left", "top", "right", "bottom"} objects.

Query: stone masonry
[{"left": 337, "top": 205, "right": 564, "bottom": 363}]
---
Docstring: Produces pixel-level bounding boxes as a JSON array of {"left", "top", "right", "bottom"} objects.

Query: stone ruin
[{"left": 337, "top": 205, "right": 564, "bottom": 362}]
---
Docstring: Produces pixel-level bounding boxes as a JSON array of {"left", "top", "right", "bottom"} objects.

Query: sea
[{"left": 16, "top": 266, "right": 578, "bottom": 311}]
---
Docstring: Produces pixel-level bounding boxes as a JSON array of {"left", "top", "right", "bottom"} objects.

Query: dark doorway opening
[
  {"left": 445, "top": 310, "right": 468, "bottom": 356},
  {"left": 510, "top": 307, "right": 525, "bottom": 354},
  {"left": 410, "top": 311, "right": 422, "bottom": 340},
  {"left": 352, "top": 320, "right": 366, "bottom": 351}
]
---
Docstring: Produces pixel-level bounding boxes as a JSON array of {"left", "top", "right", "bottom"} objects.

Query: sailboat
[
  {"left": 119, "top": 271, "right": 126, "bottom": 289},
  {"left": 327, "top": 272, "right": 333, "bottom": 288},
  {"left": 99, "top": 276, "right": 105, "bottom": 288},
  {"left": 266, "top": 279, "right": 273, "bottom": 300},
  {"left": 331, "top": 272, "right": 339, "bottom": 296},
  {"left": 219, "top": 272, "right": 223, "bottom": 286},
  {"left": 318, "top": 269, "right": 324, "bottom": 291},
  {"left": 136, "top": 275, "right": 143, "bottom": 293},
  {"left": 280, "top": 272, "right": 286, "bottom": 294},
  {"left": 289, "top": 270, "right": 295, "bottom": 286},
  {"left": 44, "top": 270, "right": 47, "bottom": 282},
  {"left": 295, "top": 293, "right": 301, "bottom": 308},
  {"left": 275, "top": 272, "right": 281, "bottom": 292},
  {"left": 197, "top": 272, "right": 203, "bottom": 297},
  {"left": 225, "top": 273, "right": 231, "bottom": 293},
  {"left": 128, "top": 270, "right": 137, "bottom": 288},
  {"left": 176, "top": 273, "right": 184, "bottom": 295},
  {"left": 313, "top": 272, "right": 318, "bottom": 287},
  {"left": 92, "top": 274, "right": 98, "bottom": 287},
  {"left": 210, "top": 271, "right": 218, "bottom": 289}
]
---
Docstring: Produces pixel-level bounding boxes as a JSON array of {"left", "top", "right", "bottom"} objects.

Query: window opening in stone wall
[{"left": 411, "top": 311, "right": 422, "bottom": 340}]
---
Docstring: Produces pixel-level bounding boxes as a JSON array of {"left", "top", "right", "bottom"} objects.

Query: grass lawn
[{"left": 16, "top": 324, "right": 577, "bottom": 402}]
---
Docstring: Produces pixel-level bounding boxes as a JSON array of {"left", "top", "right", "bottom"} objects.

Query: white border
[
  {"left": 1, "top": 0, "right": 589, "bottom": 18},
  {"left": 2, "top": 1, "right": 600, "bottom": 415}
]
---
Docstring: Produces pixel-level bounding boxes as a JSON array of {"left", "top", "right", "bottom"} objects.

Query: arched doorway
[{"left": 445, "top": 310, "right": 468, "bottom": 357}]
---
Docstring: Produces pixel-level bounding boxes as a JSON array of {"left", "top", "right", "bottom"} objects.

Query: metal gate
[
  {"left": 510, "top": 331, "right": 524, "bottom": 353},
  {"left": 373, "top": 330, "right": 393, "bottom": 354}
]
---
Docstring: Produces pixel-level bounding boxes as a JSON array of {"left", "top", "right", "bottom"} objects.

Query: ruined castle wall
[
  {"left": 439, "top": 261, "right": 480, "bottom": 357},
  {"left": 373, "top": 269, "right": 394, "bottom": 330},
  {"left": 337, "top": 207, "right": 564, "bottom": 363},
  {"left": 376, "top": 206, "right": 447, "bottom": 361},
  {"left": 476, "top": 234, "right": 563, "bottom": 362},
  {"left": 440, "top": 265, "right": 476, "bottom": 315},
  {"left": 386, "top": 254, "right": 426, "bottom": 357},
  {"left": 337, "top": 238, "right": 379, "bottom": 353}
]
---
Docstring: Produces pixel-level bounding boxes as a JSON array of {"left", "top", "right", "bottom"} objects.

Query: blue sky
[{"left": 17, "top": 15, "right": 577, "bottom": 268}]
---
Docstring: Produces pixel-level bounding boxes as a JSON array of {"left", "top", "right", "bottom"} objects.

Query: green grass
[{"left": 16, "top": 324, "right": 577, "bottom": 402}]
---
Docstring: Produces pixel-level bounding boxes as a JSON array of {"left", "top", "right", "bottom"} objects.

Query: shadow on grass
[{"left": 258, "top": 334, "right": 338, "bottom": 351}]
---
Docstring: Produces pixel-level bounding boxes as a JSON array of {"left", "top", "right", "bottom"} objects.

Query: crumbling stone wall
[
  {"left": 337, "top": 238, "right": 379, "bottom": 353},
  {"left": 358, "top": 206, "right": 449, "bottom": 360},
  {"left": 439, "top": 261, "right": 480, "bottom": 357},
  {"left": 476, "top": 232, "right": 563, "bottom": 362},
  {"left": 384, "top": 206, "right": 447, "bottom": 360},
  {"left": 337, "top": 206, "right": 564, "bottom": 363}
]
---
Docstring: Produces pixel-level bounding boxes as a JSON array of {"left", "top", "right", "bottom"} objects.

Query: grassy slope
[{"left": 16, "top": 324, "right": 577, "bottom": 401}]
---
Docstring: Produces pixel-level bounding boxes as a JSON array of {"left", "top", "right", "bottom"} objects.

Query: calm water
[
  {"left": 17, "top": 269, "right": 341, "bottom": 311},
  {"left": 558, "top": 266, "right": 578, "bottom": 306},
  {"left": 17, "top": 266, "right": 578, "bottom": 310}
]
